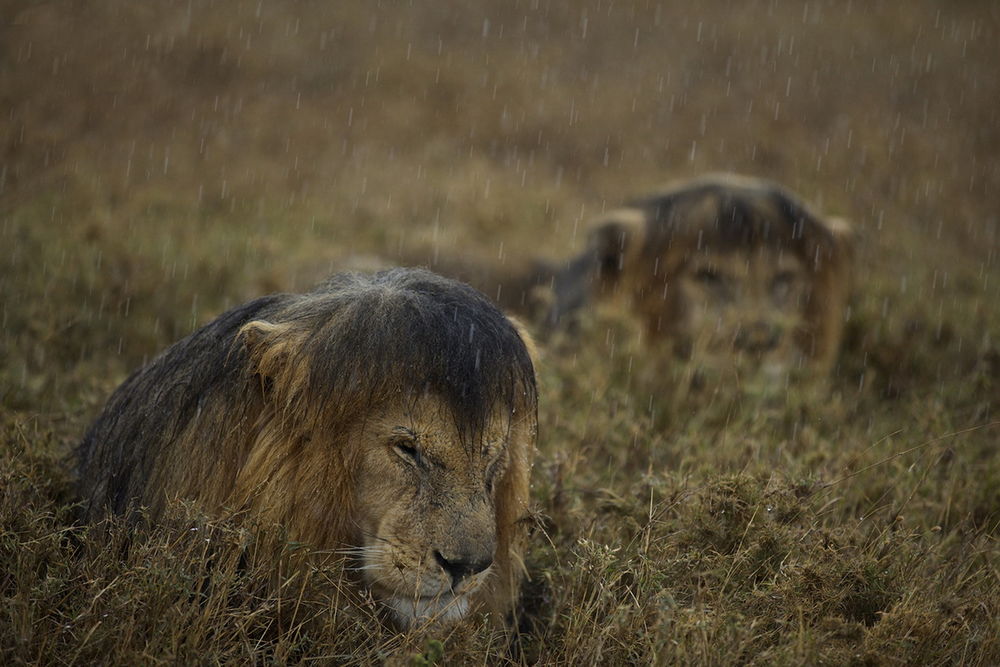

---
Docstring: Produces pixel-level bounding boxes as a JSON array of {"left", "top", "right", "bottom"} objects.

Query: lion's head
[
  {"left": 549, "top": 173, "right": 853, "bottom": 381},
  {"left": 341, "top": 392, "right": 532, "bottom": 625},
  {"left": 77, "top": 269, "right": 537, "bottom": 629}
]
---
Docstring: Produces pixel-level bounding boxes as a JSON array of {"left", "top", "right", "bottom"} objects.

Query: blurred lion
[
  {"left": 77, "top": 268, "right": 538, "bottom": 629},
  {"left": 546, "top": 173, "right": 854, "bottom": 380}
]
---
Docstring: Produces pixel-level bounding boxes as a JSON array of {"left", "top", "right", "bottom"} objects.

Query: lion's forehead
[{"left": 362, "top": 393, "right": 511, "bottom": 466}]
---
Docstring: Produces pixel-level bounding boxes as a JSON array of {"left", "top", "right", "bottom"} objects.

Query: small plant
[{"left": 409, "top": 639, "right": 445, "bottom": 667}]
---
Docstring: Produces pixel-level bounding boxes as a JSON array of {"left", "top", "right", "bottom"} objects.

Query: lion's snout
[
  {"left": 433, "top": 546, "right": 495, "bottom": 587},
  {"left": 733, "top": 321, "right": 782, "bottom": 354},
  {"left": 431, "top": 501, "right": 498, "bottom": 587}
]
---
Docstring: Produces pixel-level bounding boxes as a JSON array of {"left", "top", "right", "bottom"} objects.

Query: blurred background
[
  {"left": 3, "top": 1, "right": 996, "bottom": 385},
  {"left": 2, "top": 1, "right": 998, "bottom": 663}
]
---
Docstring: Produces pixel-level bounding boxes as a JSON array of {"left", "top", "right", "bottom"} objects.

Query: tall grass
[{"left": 2, "top": 1, "right": 998, "bottom": 663}]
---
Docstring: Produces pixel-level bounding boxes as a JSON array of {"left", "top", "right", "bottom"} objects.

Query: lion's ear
[
  {"left": 544, "top": 208, "right": 646, "bottom": 328},
  {"left": 507, "top": 315, "right": 540, "bottom": 369},
  {"left": 811, "top": 215, "right": 855, "bottom": 274},
  {"left": 587, "top": 208, "right": 647, "bottom": 287},
  {"left": 238, "top": 320, "right": 300, "bottom": 392},
  {"left": 824, "top": 216, "right": 854, "bottom": 255}
]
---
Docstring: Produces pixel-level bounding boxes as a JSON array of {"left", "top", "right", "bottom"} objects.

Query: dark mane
[
  {"left": 77, "top": 293, "right": 288, "bottom": 515},
  {"left": 77, "top": 268, "right": 537, "bottom": 517},
  {"left": 635, "top": 177, "right": 836, "bottom": 258},
  {"left": 293, "top": 269, "right": 537, "bottom": 446}
]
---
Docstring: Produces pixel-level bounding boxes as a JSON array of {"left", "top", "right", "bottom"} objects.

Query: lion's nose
[
  {"left": 734, "top": 322, "right": 781, "bottom": 353},
  {"left": 434, "top": 550, "right": 493, "bottom": 586}
]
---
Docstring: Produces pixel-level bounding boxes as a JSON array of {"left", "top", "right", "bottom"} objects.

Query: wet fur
[
  {"left": 549, "top": 173, "right": 854, "bottom": 375},
  {"left": 76, "top": 268, "right": 537, "bottom": 624}
]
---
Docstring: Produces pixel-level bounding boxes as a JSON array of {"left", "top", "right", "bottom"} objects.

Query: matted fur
[
  {"left": 548, "top": 173, "right": 854, "bottom": 377},
  {"left": 77, "top": 268, "right": 537, "bottom": 627}
]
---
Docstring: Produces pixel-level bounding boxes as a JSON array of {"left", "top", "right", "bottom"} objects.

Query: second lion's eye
[
  {"left": 691, "top": 266, "right": 734, "bottom": 301},
  {"left": 771, "top": 271, "right": 799, "bottom": 300},
  {"left": 693, "top": 267, "right": 722, "bottom": 285}
]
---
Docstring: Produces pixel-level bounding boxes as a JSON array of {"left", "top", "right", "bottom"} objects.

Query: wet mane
[
  {"left": 77, "top": 268, "right": 537, "bottom": 518},
  {"left": 634, "top": 177, "right": 838, "bottom": 261},
  {"left": 282, "top": 269, "right": 537, "bottom": 447}
]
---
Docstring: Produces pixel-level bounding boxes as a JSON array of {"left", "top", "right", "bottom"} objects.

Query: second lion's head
[{"left": 548, "top": 174, "right": 853, "bottom": 383}]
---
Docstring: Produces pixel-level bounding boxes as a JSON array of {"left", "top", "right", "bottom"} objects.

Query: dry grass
[{"left": 2, "top": 1, "right": 998, "bottom": 664}]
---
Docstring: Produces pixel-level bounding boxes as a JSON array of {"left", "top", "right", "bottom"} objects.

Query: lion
[
  {"left": 76, "top": 268, "right": 538, "bottom": 629},
  {"left": 544, "top": 173, "right": 854, "bottom": 381}
]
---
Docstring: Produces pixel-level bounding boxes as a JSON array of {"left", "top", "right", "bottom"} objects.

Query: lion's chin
[{"left": 386, "top": 592, "right": 472, "bottom": 629}]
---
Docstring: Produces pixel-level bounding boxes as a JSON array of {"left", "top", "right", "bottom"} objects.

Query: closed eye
[
  {"left": 484, "top": 450, "right": 508, "bottom": 493},
  {"left": 394, "top": 440, "right": 420, "bottom": 464},
  {"left": 389, "top": 428, "right": 421, "bottom": 466}
]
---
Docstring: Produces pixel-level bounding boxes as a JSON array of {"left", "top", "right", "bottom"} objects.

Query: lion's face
[
  {"left": 351, "top": 392, "right": 515, "bottom": 628},
  {"left": 638, "top": 246, "right": 810, "bottom": 380},
  {"left": 565, "top": 176, "right": 853, "bottom": 381}
]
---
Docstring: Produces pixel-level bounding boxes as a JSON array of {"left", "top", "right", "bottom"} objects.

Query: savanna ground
[{"left": 2, "top": 1, "right": 998, "bottom": 664}]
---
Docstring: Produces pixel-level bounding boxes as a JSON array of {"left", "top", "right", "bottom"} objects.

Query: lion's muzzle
[{"left": 434, "top": 549, "right": 494, "bottom": 587}]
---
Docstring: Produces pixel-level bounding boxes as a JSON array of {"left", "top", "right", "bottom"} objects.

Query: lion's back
[{"left": 76, "top": 293, "right": 290, "bottom": 520}]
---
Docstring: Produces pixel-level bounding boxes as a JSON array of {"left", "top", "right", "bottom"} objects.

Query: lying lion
[
  {"left": 557, "top": 173, "right": 854, "bottom": 379},
  {"left": 76, "top": 268, "right": 538, "bottom": 629},
  {"left": 415, "top": 173, "right": 853, "bottom": 382}
]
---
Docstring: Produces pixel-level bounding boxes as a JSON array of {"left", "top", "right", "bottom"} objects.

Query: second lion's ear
[
  {"left": 824, "top": 216, "right": 855, "bottom": 260},
  {"left": 544, "top": 208, "right": 647, "bottom": 328},
  {"left": 805, "top": 215, "right": 855, "bottom": 276},
  {"left": 587, "top": 208, "right": 647, "bottom": 288}
]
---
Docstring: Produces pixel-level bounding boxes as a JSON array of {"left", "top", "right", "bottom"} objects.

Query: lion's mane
[{"left": 77, "top": 268, "right": 537, "bottom": 618}]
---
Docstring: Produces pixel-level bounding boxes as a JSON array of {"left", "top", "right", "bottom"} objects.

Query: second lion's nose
[{"left": 734, "top": 322, "right": 781, "bottom": 353}]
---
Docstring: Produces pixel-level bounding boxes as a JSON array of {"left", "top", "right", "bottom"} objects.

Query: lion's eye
[
  {"left": 773, "top": 270, "right": 796, "bottom": 285},
  {"left": 692, "top": 266, "right": 735, "bottom": 301},
  {"left": 484, "top": 451, "right": 506, "bottom": 494},
  {"left": 771, "top": 271, "right": 798, "bottom": 301},
  {"left": 391, "top": 438, "right": 421, "bottom": 466},
  {"left": 693, "top": 267, "right": 722, "bottom": 285},
  {"left": 485, "top": 464, "right": 497, "bottom": 494}
]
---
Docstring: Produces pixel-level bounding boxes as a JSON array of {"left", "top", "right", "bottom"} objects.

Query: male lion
[
  {"left": 77, "top": 268, "right": 537, "bottom": 629},
  {"left": 545, "top": 173, "right": 854, "bottom": 380}
]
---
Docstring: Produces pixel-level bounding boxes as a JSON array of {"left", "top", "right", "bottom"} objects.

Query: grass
[{"left": 2, "top": 0, "right": 999, "bottom": 664}]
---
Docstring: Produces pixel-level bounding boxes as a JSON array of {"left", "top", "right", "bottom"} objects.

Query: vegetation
[{"left": 2, "top": 1, "right": 997, "bottom": 663}]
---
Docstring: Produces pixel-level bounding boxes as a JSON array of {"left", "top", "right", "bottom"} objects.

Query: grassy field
[{"left": 2, "top": 1, "right": 998, "bottom": 664}]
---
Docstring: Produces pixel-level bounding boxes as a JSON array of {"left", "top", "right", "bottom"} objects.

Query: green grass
[{"left": 2, "top": 1, "right": 999, "bottom": 664}]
